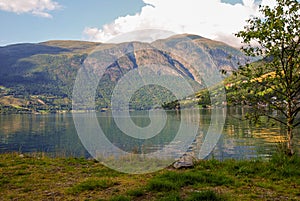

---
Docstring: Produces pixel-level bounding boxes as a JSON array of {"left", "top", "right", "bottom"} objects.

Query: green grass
[
  {"left": 67, "top": 179, "right": 117, "bottom": 194},
  {"left": 126, "top": 188, "right": 145, "bottom": 197},
  {"left": 148, "top": 170, "right": 233, "bottom": 192},
  {"left": 156, "top": 192, "right": 181, "bottom": 201},
  {"left": 0, "top": 153, "right": 299, "bottom": 200},
  {"left": 109, "top": 195, "right": 131, "bottom": 201},
  {"left": 185, "top": 190, "right": 226, "bottom": 201}
]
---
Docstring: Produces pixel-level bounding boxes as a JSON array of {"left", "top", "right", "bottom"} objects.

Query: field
[{"left": 0, "top": 152, "right": 299, "bottom": 200}]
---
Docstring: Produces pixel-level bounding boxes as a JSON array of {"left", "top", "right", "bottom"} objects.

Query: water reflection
[
  {"left": 210, "top": 107, "right": 299, "bottom": 159},
  {"left": 0, "top": 108, "right": 299, "bottom": 159},
  {"left": 0, "top": 113, "right": 88, "bottom": 157}
]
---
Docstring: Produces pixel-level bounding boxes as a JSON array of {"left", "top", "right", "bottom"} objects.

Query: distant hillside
[{"left": 0, "top": 34, "right": 248, "bottom": 113}]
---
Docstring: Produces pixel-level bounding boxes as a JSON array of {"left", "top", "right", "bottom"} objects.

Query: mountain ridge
[{"left": 0, "top": 34, "right": 248, "bottom": 113}]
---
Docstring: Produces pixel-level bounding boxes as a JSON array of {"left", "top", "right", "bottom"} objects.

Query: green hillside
[{"left": 0, "top": 35, "right": 248, "bottom": 113}]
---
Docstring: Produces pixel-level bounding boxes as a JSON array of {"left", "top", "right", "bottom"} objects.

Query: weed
[{"left": 269, "top": 151, "right": 300, "bottom": 179}]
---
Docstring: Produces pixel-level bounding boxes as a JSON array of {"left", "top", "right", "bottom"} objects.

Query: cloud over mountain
[
  {"left": 83, "top": 0, "right": 275, "bottom": 47},
  {"left": 0, "top": 0, "right": 61, "bottom": 18}
]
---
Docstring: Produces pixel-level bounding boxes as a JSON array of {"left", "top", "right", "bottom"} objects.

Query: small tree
[{"left": 235, "top": 0, "right": 300, "bottom": 155}]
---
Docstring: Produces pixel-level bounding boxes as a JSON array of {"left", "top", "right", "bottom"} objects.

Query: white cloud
[
  {"left": 83, "top": 0, "right": 278, "bottom": 47},
  {"left": 0, "top": 0, "right": 61, "bottom": 18},
  {"left": 260, "top": 0, "right": 277, "bottom": 8}
]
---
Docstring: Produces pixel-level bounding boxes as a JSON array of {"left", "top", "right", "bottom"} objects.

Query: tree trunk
[
  {"left": 286, "top": 95, "right": 295, "bottom": 156},
  {"left": 287, "top": 125, "right": 294, "bottom": 156}
]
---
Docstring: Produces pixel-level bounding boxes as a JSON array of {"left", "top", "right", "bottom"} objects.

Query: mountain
[{"left": 0, "top": 34, "right": 248, "bottom": 113}]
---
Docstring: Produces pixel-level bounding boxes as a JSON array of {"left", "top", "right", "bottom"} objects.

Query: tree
[{"left": 235, "top": 0, "right": 300, "bottom": 155}]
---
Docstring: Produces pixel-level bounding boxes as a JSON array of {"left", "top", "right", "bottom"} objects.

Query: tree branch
[
  {"left": 293, "top": 121, "right": 300, "bottom": 128},
  {"left": 266, "top": 114, "right": 288, "bottom": 127}
]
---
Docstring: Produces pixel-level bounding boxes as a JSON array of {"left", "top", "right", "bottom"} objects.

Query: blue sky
[
  {"left": 0, "top": 0, "right": 266, "bottom": 47},
  {"left": 0, "top": 0, "right": 145, "bottom": 45}
]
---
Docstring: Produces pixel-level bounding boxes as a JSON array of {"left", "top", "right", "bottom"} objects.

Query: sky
[{"left": 0, "top": 0, "right": 277, "bottom": 47}]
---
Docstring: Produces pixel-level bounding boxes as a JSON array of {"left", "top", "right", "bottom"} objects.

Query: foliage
[
  {"left": 162, "top": 99, "right": 180, "bottom": 110},
  {"left": 196, "top": 89, "right": 212, "bottom": 108},
  {"left": 235, "top": 0, "right": 300, "bottom": 155}
]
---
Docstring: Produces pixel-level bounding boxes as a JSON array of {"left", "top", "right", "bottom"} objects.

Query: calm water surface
[{"left": 0, "top": 108, "right": 299, "bottom": 159}]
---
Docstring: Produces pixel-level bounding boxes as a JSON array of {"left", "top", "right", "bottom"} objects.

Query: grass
[
  {"left": 147, "top": 170, "right": 234, "bottom": 192},
  {"left": 0, "top": 152, "right": 299, "bottom": 200},
  {"left": 185, "top": 190, "right": 226, "bottom": 201},
  {"left": 109, "top": 195, "right": 131, "bottom": 201},
  {"left": 67, "top": 179, "right": 117, "bottom": 194}
]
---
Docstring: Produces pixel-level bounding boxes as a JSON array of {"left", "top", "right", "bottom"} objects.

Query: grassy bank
[{"left": 0, "top": 153, "right": 299, "bottom": 201}]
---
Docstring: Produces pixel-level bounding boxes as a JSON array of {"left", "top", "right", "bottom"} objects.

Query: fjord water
[{"left": 0, "top": 108, "right": 299, "bottom": 159}]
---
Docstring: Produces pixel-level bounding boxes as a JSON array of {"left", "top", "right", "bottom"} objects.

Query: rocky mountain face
[{"left": 0, "top": 34, "right": 248, "bottom": 112}]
